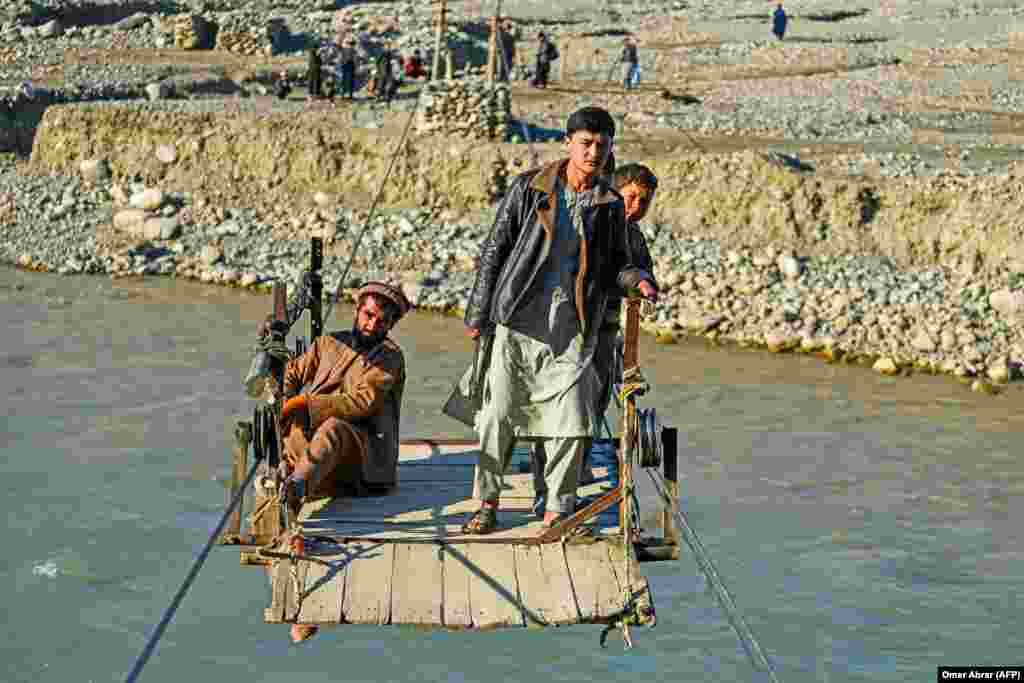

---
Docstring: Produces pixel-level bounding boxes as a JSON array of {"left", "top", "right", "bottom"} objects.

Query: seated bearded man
[{"left": 272, "top": 282, "right": 410, "bottom": 642}]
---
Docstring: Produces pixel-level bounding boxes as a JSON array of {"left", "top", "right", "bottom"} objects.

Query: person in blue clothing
[{"left": 773, "top": 3, "right": 788, "bottom": 40}]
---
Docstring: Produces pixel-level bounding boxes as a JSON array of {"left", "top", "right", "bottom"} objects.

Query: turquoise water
[{"left": 3, "top": 266, "right": 1022, "bottom": 682}]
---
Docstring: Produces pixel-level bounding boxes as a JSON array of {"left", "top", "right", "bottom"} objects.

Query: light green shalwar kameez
[{"left": 476, "top": 180, "right": 601, "bottom": 514}]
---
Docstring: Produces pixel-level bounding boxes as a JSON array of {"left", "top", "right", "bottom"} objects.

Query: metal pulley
[{"left": 635, "top": 407, "right": 663, "bottom": 469}]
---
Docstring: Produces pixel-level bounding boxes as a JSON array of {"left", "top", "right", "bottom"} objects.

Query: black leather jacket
[{"left": 465, "top": 159, "right": 653, "bottom": 337}]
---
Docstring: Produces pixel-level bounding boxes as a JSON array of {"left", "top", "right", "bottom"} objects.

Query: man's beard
[{"left": 352, "top": 325, "right": 387, "bottom": 349}]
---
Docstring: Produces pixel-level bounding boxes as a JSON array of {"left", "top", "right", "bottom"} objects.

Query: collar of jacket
[{"left": 528, "top": 159, "right": 621, "bottom": 234}]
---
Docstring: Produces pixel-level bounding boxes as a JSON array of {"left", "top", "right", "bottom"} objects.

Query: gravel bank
[{"left": 2, "top": 157, "right": 1021, "bottom": 394}]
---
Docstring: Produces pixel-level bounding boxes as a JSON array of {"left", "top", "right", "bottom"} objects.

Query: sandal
[{"left": 461, "top": 506, "right": 498, "bottom": 535}]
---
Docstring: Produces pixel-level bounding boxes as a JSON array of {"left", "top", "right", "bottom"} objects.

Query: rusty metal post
[
  {"left": 619, "top": 298, "right": 641, "bottom": 532},
  {"left": 661, "top": 427, "right": 680, "bottom": 555},
  {"left": 220, "top": 420, "right": 252, "bottom": 544},
  {"left": 432, "top": 0, "right": 448, "bottom": 81}
]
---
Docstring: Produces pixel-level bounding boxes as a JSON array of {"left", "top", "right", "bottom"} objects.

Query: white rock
[
  {"left": 145, "top": 82, "right": 172, "bottom": 101},
  {"left": 240, "top": 272, "right": 260, "bottom": 287},
  {"left": 872, "top": 357, "right": 899, "bottom": 375},
  {"left": 397, "top": 216, "right": 416, "bottom": 235},
  {"left": 130, "top": 189, "right": 164, "bottom": 211},
  {"left": 910, "top": 328, "right": 936, "bottom": 352},
  {"left": 142, "top": 217, "right": 180, "bottom": 240},
  {"left": 200, "top": 245, "right": 223, "bottom": 266},
  {"left": 989, "top": 289, "right": 1024, "bottom": 322},
  {"left": 79, "top": 159, "right": 111, "bottom": 183},
  {"left": 215, "top": 220, "right": 241, "bottom": 236},
  {"left": 155, "top": 144, "right": 177, "bottom": 164},
  {"left": 313, "top": 191, "right": 331, "bottom": 207},
  {"left": 113, "top": 209, "right": 148, "bottom": 233},
  {"left": 765, "top": 331, "right": 799, "bottom": 353},
  {"left": 987, "top": 357, "right": 1011, "bottom": 384},
  {"left": 109, "top": 184, "right": 129, "bottom": 206},
  {"left": 37, "top": 19, "right": 63, "bottom": 38},
  {"left": 777, "top": 254, "right": 801, "bottom": 279},
  {"left": 118, "top": 13, "right": 150, "bottom": 30}
]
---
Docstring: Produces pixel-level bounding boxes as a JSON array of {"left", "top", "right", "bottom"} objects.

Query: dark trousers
[
  {"left": 534, "top": 61, "right": 550, "bottom": 87},
  {"left": 341, "top": 63, "right": 355, "bottom": 98},
  {"left": 308, "top": 67, "right": 322, "bottom": 97}
]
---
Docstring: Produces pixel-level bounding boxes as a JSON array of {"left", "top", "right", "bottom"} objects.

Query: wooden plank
[
  {"left": 295, "top": 555, "right": 347, "bottom": 624},
  {"left": 221, "top": 421, "right": 250, "bottom": 543},
  {"left": 267, "top": 556, "right": 292, "bottom": 623},
  {"left": 465, "top": 544, "right": 525, "bottom": 629},
  {"left": 397, "top": 464, "right": 476, "bottom": 482},
  {"left": 441, "top": 543, "right": 474, "bottom": 628},
  {"left": 284, "top": 557, "right": 310, "bottom": 622},
  {"left": 564, "top": 541, "right": 626, "bottom": 622},
  {"left": 341, "top": 542, "right": 395, "bottom": 625},
  {"left": 514, "top": 544, "right": 580, "bottom": 626},
  {"left": 390, "top": 543, "right": 444, "bottom": 625}
]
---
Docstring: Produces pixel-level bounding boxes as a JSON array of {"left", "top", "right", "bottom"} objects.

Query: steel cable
[
  {"left": 646, "top": 469, "right": 783, "bottom": 683},
  {"left": 124, "top": 457, "right": 262, "bottom": 683}
]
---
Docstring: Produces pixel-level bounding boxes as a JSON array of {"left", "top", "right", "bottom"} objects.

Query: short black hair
[
  {"left": 566, "top": 106, "right": 616, "bottom": 140},
  {"left": 612, "top": 163, "right": 658, "bottom": 191}
]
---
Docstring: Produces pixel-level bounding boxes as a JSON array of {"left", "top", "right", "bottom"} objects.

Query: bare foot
[{"left": 290, "top": 624, "right": 319, "bottom": 643}]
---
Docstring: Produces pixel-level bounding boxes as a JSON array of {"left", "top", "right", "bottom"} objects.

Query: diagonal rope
[
  {"left": 124, "top": 457, "right": 262, "bottom": 683},
  {"left": 646, "top": 468, "right": 783, "bottom": 682},
  {"left": 322, "top": 87, "right": 423, "bottom": 323}
]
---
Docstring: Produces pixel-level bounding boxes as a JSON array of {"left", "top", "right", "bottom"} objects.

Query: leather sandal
[{"left": 461, "top": 506, "right": 498, "bottom": 535}]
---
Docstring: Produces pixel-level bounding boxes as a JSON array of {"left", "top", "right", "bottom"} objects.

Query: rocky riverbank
[{"left": 3, "top": 153, "right": 1022, "bottom": 395}]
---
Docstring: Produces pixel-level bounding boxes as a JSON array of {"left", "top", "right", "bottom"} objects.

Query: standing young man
[{"left": 461, "top": 107, "right": 658, "bottom": 534}]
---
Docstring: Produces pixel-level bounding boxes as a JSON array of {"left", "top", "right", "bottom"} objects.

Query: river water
[{"left": 2, "top": 264, "right": 1021, "bottom": 683}]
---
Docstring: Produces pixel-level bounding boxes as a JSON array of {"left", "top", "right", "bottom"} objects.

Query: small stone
[
  {"left": 143, "top": 217, "right": 180, "bottom": 241},
  {"left": 130, "top": 189, "right": 164, "bottom": 210},
  {"left": 145, "top": 82, "right": 172, "bottom": 101},
  {"left": 765, "top": 331, "right": 799, "bottom": 353},
  {"left": 873, "top": 357, "right": 899, "bottom": 376},
  {"left": 110, "top": 184, "right": 129, "bottom": 205},
  {"left": 240, "top": 272, "right": 260, "bottom": 287},
  {"left": 79, "top": 159, "right": 111, "bottom": 183},
  {"left": 200, "top": 245, "right": 223, "bottom": 266},
  {"left": 155, "top": 144, "right": 177, "bottom": 164},
  {"left": 777, "top": 254, "right": 801, "bottom": 279},
  {"left": 986, "top": 357, "right": 1010, "bottom": 384},
  {"left": 940, "top": 330, "right": 957, "bottom": 351},
  {"left": 971, "top": 379, "right": 1000, "bottom": 395},
  {"left": 989, "top": 289, "right": 1024, "bottom": 323},
  {"left": 313, "top": 191, "right": 331, "bottom": 207},
  {"left": 113, "top": 209, "right": 148, "bottom": 232},
  {"left": 910, "top": 328, "right": 937, "bottom": 352},
  {"left": 117, "top": 13, "right": 150, "bottom": 30},
  {"left": 37, "top": 19, "right": 63, "bottom": 39}
]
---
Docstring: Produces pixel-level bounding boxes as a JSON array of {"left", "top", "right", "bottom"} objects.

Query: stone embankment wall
[
  {"left": 27, "top": 101, "right": 1024, "bottom": 274},
  {"left": 417, "top": 80, "right": 511, "bottom": 142},
  {"left": 30, "top": 102, "right": 523, "bottom": 212}
]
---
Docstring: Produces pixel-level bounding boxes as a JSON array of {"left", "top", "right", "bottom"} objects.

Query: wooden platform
[{"left": 252, "top": 440, "right": 670, "bottom": 628}]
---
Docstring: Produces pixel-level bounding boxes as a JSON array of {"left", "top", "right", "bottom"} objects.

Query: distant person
[
  {"left": 307, "top": 46, "right": 323, "bottom": 98},
  {"left": 372, "top": 44, "right": 398, "bottom": 105},
  {"left": 621, "top": 36, "right": 639, "bottom": 90},
  {"left": 532, "top": 31, "right": 558, "bottom": 88},
  {"left": 499, "top": 21, "right": 516, "bottom": 81},
  {"left": 403, "top": 49, "right": 426, "bottom": 79},
  {"left": 273, "top": 70, "right": 292, "bottom": 100},
  {"left": 339, "top": 38, "right": 358, "bottom": 99},
  {"left": 773, "top": 3, "right": 788, "bottom": 40}
]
